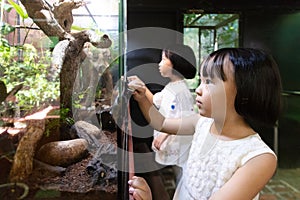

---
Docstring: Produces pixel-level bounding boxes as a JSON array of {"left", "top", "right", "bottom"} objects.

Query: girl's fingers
[
  {"left": 127, "top": 75, "right": 138, "bottom": 82},
  {"left": 128, "top": 80, "right": 145, "bottom": 92},
  {"left": 128, "top": 176, "right": 152, "bottom": 200},
  {"left": 130, "top": 176, "right": 148, "bottom": 191},
  {"left": 132, "top": 190, "right": 143, "bottom": 200},
  {"left": 153, "top": 139, "right": 160, "bottom": 150}
]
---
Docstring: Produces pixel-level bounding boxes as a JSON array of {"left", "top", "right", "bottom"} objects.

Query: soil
[
  {"left": 0, "top": 127, "right": 118, "bottom": 200},
  {"left": 26, "top": 153, "right": 117, "bottom": 200}
]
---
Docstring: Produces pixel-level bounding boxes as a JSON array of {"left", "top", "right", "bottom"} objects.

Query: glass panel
[
  {"left": 184, "top": 27, "right": 200, "bottom": 91},
  {"left": 184, "top": 13, "right": 236, "bottom": 27},
  {"left": 0, "top": 0, "right": 122, "bottom": 199},
  {"left": 216, "top": 19, "right": 239, "bottom": 49},
  {"left": 184, "top": 13, "right": 239, "bottom": 62},
  {"left": 200, "top": 29, "right": 215, "bottom": 57}
]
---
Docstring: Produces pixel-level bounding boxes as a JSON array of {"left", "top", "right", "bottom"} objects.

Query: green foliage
[
  {"left": 60, "top": 107, "right": 74, "bottom": 126},
  {"left": 1, "top": 2, "right": 13, "bottom": 13},
  {"left": 71, "top": 25, "right": 89, "bottom": 31},
  {"left": 7, "top": 0, "right": 28, "bottom": 19},
  {"left": 2, "top": 0, "right": 32, "bottom": 45},
  {"left": 0, "top": 22, "right": 15, "bottom": 35},
  {"left": 0, "top": 1, "right": 59, "bottom": 116},
  {"left": 0, "top": 43, "right": 60, "bottom": 115}
]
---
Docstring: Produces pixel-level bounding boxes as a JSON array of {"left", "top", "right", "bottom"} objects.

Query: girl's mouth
[{"left": 196, "top": 99, "right": 202, "bottom": 107}]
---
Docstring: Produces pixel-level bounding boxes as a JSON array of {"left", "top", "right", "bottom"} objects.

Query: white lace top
[
  {"left": 152, "top": 80, "right": 195, "bottom": 166},
  {"left": 173, "top": 117, "right": 276, "bottom": 200}
]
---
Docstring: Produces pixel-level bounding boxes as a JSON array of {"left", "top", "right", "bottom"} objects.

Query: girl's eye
[
  {"left": 200, "top": 78, "right": 212, "bottom": 84},
  {"left": 205, "top": 79, "right": 212, "bottom": 84}
]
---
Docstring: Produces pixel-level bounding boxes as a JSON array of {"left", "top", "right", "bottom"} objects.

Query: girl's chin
[
  {"left": 198, "top": 110, "right": 210, "bottom": 118},
  {"left": 201, "top": 114, "right": 210, "bottom": 118}
]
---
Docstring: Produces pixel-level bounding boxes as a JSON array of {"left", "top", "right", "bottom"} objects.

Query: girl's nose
[
  {"left": 158, "top": 60, "right": 163, "bottom": 67},
  {"left": 195, "top": 84, "right": 202, "bottom": 96}
]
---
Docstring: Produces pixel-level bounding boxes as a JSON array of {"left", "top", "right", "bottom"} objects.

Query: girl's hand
[
  {"left": 127, "top": 76, "right": 147, "bottom": 101},
  {"left": 127, "top": 75, "right": 145, "bottom": 90},
  {"left": 128, "top": 176, "right": 152, "bottom": 200},
  {"left": 153, "top": 133, "right": 169, "bottom": 150}
]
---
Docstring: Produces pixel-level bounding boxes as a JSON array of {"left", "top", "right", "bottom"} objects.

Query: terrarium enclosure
[{"left": 0, "top": 0, "right": 122, "bottom": 199}]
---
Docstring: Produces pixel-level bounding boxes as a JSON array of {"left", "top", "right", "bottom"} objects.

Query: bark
[
  {"left": 59, "top": 31, "right": 89, "bottom": 115},
  {"left": 19, "top": 0, "right": 71, "bottom": 40},
  {"left": 52, "top": 0, "right": 84, "bottom": 32},
  {"left": 0, "top": 80, "right": 7, "bottom": 103},
  {"left": 9, "top": 119, "right": 45, "bottom": 182},
  {"left": 9, "top": 106, "right": 59, "bottom": 182}
]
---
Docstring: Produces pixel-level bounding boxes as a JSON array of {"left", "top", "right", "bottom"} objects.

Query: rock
[
  {"left": 72, "top": 120, "right": 102, "bottom": 139},
  {"left": 36, "top": 138, "right": 88, "bottom": 167}
]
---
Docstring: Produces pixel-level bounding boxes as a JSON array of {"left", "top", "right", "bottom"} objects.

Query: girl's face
[
  {"left": 158, "top": 52, "right": 173, "bottom": 78},
  {"left": 195, "top": 57, "right": 237, "bottom": 120}
]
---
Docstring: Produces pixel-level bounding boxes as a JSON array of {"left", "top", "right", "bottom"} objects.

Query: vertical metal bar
[
  {"left": 117, "top": 0, "right": 129, "bottom": 199},
  {"left": 198, "top": 27, "right": 201, "bottom": 67},
  {"left": 213, "top": 28, "right": 218, "bottom": 51},
  {"left": 274, "top": 121, "right": 278, "bottom": 156}
]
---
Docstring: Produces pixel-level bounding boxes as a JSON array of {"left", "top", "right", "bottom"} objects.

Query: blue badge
[{"left": 171, "top": 104, "right": 175, "bottom": 110}]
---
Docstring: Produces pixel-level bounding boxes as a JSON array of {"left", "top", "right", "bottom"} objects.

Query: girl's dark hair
[
  {"left": 163, "top": 44, "right": 197, "bottom": 79},
  {"left": 201, "top": 48, "right": 282, "bottom": 127}
]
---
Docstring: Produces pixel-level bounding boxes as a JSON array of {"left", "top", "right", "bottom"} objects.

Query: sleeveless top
[
  {"left": 152, "top": 80, "right": 195, "bottom": 166},
  {"left": 173, "top": 117, "right": 276, "bottom": 200}
]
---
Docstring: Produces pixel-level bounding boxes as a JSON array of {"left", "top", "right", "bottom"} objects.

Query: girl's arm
[
  {"left": 129, "top": 83, "right": 199, "bottom": 135},
  {"left": 209, "top": 153, "right": 277, "bottom": 200}
]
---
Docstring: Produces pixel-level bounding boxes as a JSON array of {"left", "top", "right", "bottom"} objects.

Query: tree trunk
[
  {"left": 9, "top": 106, "right": 59, "bottom": 182},
  {"left": 60, "top": 32, "right": 89, "bottom": 117},
  {"left": 9, "top": 119, "right": 45, "bottom": 182}
]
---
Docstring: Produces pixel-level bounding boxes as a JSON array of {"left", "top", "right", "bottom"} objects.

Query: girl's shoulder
[{"left": 239, "top": 134, "right": 276, "bottom": 165}]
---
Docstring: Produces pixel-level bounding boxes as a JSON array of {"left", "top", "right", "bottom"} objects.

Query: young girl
[
  {"left": 127, "top": 48, "right": 282, "bottom": 200},
  {"left": 128, "top": 44, "right": 196, "bottom": 169}
]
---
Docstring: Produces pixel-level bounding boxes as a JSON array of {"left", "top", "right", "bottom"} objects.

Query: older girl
[{"left": 128, "top": 47, "right": 282, "bottom": 200}]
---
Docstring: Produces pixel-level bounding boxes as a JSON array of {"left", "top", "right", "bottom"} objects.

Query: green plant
[
  {"left": 60, "top": 107, "right": 74, "bottom": 126},
  {"left": 6, "top": 0, "right": 32, "bottom": 45},
  {"left": 0, "top": 0, "right": 59, "bottom": 117},
  {"left": 0, "top": 43, "right": 60, "bottom": 115}
]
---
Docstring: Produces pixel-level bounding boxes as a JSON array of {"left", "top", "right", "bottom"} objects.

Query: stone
[
  {"left": 72, "top": 120, "right": 102, "bottom": 139},
  {"left": 36, "top": 138, "right": 88, "bottom": 167}
]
